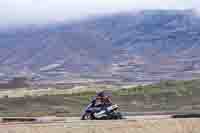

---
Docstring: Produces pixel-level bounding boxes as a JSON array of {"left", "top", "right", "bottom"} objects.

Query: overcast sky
[{"left": 0, "top": 0, "right": 199, "bottom": 27}]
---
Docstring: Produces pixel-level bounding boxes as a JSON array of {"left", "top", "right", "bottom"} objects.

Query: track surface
[
  {"left": 0, "top": 117, "right": 200, "bottom": 133},
  {"left": 0, "top": 114, "right": 175, "bottom": 124},
  {"left": 0, "top": 113, "right": 200, "bottom": 133}
]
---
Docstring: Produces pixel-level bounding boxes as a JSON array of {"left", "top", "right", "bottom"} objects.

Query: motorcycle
[{"left": 81, "top": 103, "right": 123, "bottom": 120}]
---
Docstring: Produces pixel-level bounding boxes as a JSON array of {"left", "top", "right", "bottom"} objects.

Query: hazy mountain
[{"left": 1, "top": 9, "right": 200, "bottom": 83}]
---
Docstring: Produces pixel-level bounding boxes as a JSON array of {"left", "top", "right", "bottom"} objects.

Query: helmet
[{"left": 96, "top": 91, "right": 112, "bottom": 98}]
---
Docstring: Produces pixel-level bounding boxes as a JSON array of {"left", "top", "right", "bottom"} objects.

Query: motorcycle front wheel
[{"left": 110, "top": 112, "right": 123, "bottom": 119}]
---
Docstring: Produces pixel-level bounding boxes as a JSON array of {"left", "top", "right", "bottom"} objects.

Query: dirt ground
[{"left": 0, "top": 118, "right": 199, "bottom": 133}]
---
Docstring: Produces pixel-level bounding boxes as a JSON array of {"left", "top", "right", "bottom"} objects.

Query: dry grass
[
  {"left": 0, "top": 84, "right": 119, "bottom": 98},
  {"left": 0, "top": 80, "right": 200, "bottom": 117},
  {"left": 0, "top": 118, "right": 199, "bottom": 133}
]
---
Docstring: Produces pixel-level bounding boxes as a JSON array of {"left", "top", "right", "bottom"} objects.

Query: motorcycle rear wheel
[{"left": 81, "top": 113, "right": 94, "bottom": 120}]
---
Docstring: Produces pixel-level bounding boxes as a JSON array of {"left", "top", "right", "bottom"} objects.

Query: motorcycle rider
[
  {"left": 81, "top": 90, "right": 122, "bottom": 120},
  {"left": 91, "top": 91, "right": 112, "bottom": 108}
]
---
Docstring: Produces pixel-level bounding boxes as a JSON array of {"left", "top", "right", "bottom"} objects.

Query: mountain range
[{"left": 1, "top": 9, "right": 200, "bottom": 84}]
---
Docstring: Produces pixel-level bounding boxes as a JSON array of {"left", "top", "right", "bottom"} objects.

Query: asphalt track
[
  {"left": 0, "top": 114, "right": 200, "bottom": 133},
  {"left": 1, "top": 112, "right": 200, "bottom": 125}
]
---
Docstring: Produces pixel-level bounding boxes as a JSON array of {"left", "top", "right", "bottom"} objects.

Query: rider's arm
[{"left": 105, "top": 97, "right": 112, "bottom": 105}]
